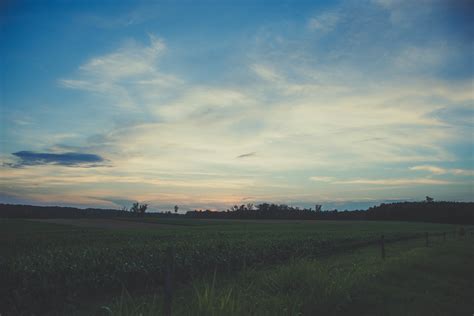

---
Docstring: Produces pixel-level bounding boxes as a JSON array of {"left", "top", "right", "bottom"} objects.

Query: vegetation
[
  {"left": 1, "top": 201, "right": 473, "bottom": 224},
  {"left": 109, "top": 238, "right": 473, "bottom": 316},
  {"left": 186, "top": 201, "right": 474, "bottom": 224},
  {"left": 0, "top": 218, "right": 471, "bottom": 315},
  {"left": 130, "top": 202, "right": 148, "bottom": 216}
]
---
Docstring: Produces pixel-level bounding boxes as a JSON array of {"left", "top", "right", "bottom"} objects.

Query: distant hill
[{"left": 1, "top": 201, "right": 473, "bottom": 224}]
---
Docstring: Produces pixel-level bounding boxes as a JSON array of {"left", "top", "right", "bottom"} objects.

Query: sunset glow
[{"left": 1, "top": 0, "right": 473, "bottom": 211}]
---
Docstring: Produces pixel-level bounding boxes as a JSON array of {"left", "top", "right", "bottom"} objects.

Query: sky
[{"left": 0, "top": 0, "right": 473, "bottom": 212}]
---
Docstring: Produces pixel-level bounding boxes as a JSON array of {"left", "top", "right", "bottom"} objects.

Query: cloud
[
  {"left": 309, "top": 176, "right": 334, "bottom": 182},
  {"left": 392, "top": 45, "right": 447, "bottom": 74},
  {"left": 157, "top": 87, "right": 252, "bottom": 120},
  {"left": 450, "top": 169, "right": 474, "bottom": 176},
  {"left": 410, "top": 165, "right": 474, "bottom": 176},
  {"left": 410, "top": 165, "right": 445, "bottom": 174},
  {"left": 52, "top": 3, "right": 472, "bottom": 181},
  {"left": 236, "top": 152, "right": 257, "bottom": 159},
  {"left": 335, "top": 178, "right": 453, "bottom": 186},
  {"left": 310, "top": 176, "right": 453, "bottom": 186},
  {"left": 59, "top": 34, "right": 176, "bottom": 110},
  {"left": 308, "top": 11, "right": 340, "bottom": 33},
  {"left": 79, "top": 5, "right": 160, "bottom": 29},
  {"left": 10, "top": 151, "right": 106, "bottom": 168},
  {"left": 251, "top": 64, "right": 283, "bottom": 82},
  {"left": 96, "top": 197, "right": 138, "bottom": 208},
  {"left": 428, "top": 104, "right": 474, "bottom": 127},
  {"left": 80, "top": 34, "right": 165, "bottom": 80}
]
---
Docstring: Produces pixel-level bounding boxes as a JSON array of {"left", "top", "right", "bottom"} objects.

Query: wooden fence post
[
  {"left": 425, "top": 232, "right": 429, "bottom": 247},
  {"left": 380, "top": 235, "right": 385, "bottom": 260},
  {"left": 164, "top": 246, "right": 175, "bottom": 316}
]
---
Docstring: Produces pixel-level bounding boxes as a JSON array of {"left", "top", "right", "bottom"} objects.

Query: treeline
[
  {"left": 0, "top": 204, "right": 139, "bottom": 219},
  {"left": 0, "top": 204, "right": 180, "bottom": 219},
  {"left": 365, "top": 201, "right": 474, "bottom": 224},
  {"left": 185, "top": 201, "right": 474, "bottom": 224},
  {"left": 1, "top": 201, "right": 473, "bottom": 224}
]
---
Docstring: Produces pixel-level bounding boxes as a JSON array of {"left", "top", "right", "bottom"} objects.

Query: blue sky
[{"left": 1, "top": 0, "right": 473, "bottom": 211}]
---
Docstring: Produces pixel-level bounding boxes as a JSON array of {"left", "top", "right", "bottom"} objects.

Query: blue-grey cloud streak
[{"left": 11, "top": 151, "right": 105, "bottom": 167}]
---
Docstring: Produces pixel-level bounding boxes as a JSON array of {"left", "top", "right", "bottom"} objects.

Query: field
[{"left": 1, "top": 218, "right": 473, "bottom": 315}]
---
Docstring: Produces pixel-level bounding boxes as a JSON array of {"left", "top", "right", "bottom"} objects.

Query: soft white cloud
[
  {"left": 59, "top": 34, "right": 174, "bottom": 109},
  {"left": 157, "top": 87, "right": 253, "bottom": 120},
  {"left": 335, "top": 178, "right": 453, "bottom": 186},
  {"left": 309, "top": 176, "right": 334, "bottom": 182},
  {"left": 251, "top": 64, "right": 283, "bottom": 82},
  {"left": 308, "top": 12, "right": 340, "bottom": 33},
  {"left": 52, "top": 25, "right": 472, "bottom": 193},
  {"left": 309, "top": 175, "right": 455, "bottom": 186},
  {"left": 410, "top": 165, "right": 474, "bottom": 176},
  {"left": 79, "top": 5, "right": 160, "bottom": 29},
  {"left": 80, "top": 35, "right": 165, "bottom": 80},
  {"left": 410, "top": 165, "right": 445, "bottom": 174},
  {"left": 393, "top": 45, "right": 447, "bottom": 72}
]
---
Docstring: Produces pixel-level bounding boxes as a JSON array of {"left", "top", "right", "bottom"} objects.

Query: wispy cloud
[
  {"left": 308, "top": 11, "right": 340, "bottom": 33},
  {"left": 410, "top": 165, "right": 474, "bottom": 176},
  {"left": 310, "top": 176, "right": 453, "bottom": 186},
  {"left": 335, "top": 178, "right": 453, "bottom": 186},
  {"left": 236, "top": 152, "right": 257, "bottom": 159},
  {"left": 309, "top": 176, "right": 334, "bottom": 182},
  {"left": 59, "top": 34, "right": 176, "bottom": 110},
  {"left": 79, "top": 5, "right": 160, "bottom": 29},
  {"left": 251, "top": 64, "right": 283, "bottom": 82}
]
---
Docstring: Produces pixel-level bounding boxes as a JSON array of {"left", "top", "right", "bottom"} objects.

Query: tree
[
  {"left": 315, "top": 204, "right": 322, "bottom": 212},
  {"left": 174, "top": 205, "right": 179, "bottom": 213},
  {"left": 425, "top": 196, "right": 434, "bottom": 203},
  {"left": 131, "top": 202, "right": 148, "bottom": 216}
]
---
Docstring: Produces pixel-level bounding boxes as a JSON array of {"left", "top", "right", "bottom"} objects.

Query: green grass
[
  {"left": 344, "top": 240, "right": 474, "bottom": 316},
  {"left": 0, "top": 218, "right": 470, "bottom": 315},
  {"left": 108, "top": 239, "right": 474, "bottom": 316}
]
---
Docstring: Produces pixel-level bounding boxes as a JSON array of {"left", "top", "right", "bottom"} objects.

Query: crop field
[{"left": 1, "top": 218, "right": 472, "bottom": 315}]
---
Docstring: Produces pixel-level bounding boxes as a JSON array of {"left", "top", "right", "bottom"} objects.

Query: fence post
[
  {"left": 380, "top": 235, "right": 385, "bottom": 260},
  {"left": 164, "top": 245, "right": 175, "bottom": 316},
  {"left": 425, "top": 232, "right": 429, "bottom": 247}
]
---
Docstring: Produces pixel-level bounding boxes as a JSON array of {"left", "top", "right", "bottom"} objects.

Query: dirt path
[{"left": 28, "top": 218, "right": 172, "bottom": 230}]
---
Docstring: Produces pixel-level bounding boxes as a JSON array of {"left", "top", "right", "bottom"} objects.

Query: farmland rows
[{"left": 0, "top": 219, "right": 456, "bottom": 314}]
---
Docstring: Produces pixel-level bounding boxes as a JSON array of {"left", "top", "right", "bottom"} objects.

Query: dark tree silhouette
[
  {"left": 174, "top": 205, "right": 179, "bottom": 213},
  {"left": 425, "top": 196, "right": 434, "bottom": 203},
  {"left": 131, "top": 202, "right": 148, "bottom": 216},
  {"left": 185, "top": 201, "right": 474, "bottom": 224},
  {"left": 1, "top": 199, "right": 473, "bottom": 224}
]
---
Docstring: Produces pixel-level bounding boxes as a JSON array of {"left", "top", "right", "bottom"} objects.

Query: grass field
[{"left": 1, "top": 218, "right": 472, "bottom": 315}]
